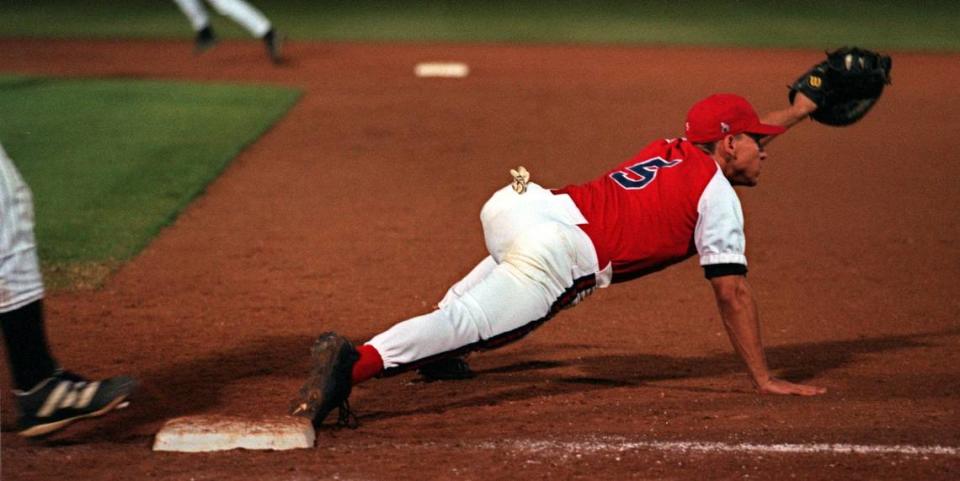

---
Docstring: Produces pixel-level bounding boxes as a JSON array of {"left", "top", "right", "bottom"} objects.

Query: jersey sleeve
[{"left": 694, "top": 168, "right": 747, "bottom": 267}]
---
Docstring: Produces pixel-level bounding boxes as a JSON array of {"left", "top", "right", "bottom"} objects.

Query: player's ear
[{"left": 718, "top": 134, "right": 737, "bottom": 159}]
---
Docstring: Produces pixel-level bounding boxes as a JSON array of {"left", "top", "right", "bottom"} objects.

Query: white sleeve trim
[
  {"left": 700, "top": 252, "right": 747, "bottom": 266},
  {"left": 695, "top": 167, "right": 747, "bottom": 267}
]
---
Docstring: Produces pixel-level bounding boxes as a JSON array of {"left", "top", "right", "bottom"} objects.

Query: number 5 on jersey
[{"left": 610, "top": 157, "right": 682, "bottom": 190}]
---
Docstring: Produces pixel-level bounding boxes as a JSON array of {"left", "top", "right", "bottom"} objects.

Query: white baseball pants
[
  {"left": 367, "top": 183, "right": 610, "bottom": 374},
  {"left": 0, "top": 143, "right": 44, "bottom": 313},
  {"left": 173, "top": 0, "right": 272, "bottom": 37}
]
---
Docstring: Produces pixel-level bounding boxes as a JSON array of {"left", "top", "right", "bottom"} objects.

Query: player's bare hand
[{"left": 757, "top": 377, "right": 827, "bottom": 396}]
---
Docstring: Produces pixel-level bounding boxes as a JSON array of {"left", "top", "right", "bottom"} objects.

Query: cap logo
[
  {"left": 809, "top": 75, "right": 822, "bottom": 88},
  {"left": 720, "top": 122, "right": 730, "bottom": 133}
]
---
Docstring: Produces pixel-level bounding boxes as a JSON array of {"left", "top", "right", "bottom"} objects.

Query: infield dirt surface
[{"left": 1, "top": 39, "right": 958, "bottom": 480}]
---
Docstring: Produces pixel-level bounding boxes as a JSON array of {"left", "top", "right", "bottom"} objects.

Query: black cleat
[
  {"left": 290, "top": 332, "right": 359, "bottom": 428},
  {"left": 15, "top": 370, "right": 136, "bottom": 437},
  {"left": 418, "top": 356, "right": 475, "bottom": 381},
  {"left": 262, "top": 28, "right": 284, "bottom": 64},
  {"left": 194, "top": 25, "right": 218, "bottom": 54}
]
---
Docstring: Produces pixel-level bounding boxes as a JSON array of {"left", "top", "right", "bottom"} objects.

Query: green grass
[
  {"left": 0, "top": 0, "right": 957, "bottom": 52},
  {"left": 0, "top": 75, "right": 300, "bottom": 288}
]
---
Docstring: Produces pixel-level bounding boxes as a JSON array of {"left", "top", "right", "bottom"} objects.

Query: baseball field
[{"left": 1, "top": 2, "right": 958, "bottom": 480}]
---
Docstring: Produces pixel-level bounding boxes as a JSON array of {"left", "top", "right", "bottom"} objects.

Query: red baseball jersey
[{"left": 554, "top": 138, "right": 747, "bottom": 281}]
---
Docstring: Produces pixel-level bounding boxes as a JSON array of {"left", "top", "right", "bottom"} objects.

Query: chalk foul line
[{"left": 473, "top": 437, "right": 958, "bottom": 457}]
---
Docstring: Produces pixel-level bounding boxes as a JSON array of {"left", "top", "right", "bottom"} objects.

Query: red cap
[{"left": 684, "top": 93, "right": 786, "bottom": 143}]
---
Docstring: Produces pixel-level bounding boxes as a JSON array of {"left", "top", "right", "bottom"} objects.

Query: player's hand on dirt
[{"left": 757, "top": 377, "right": 827, "bottom": 396}]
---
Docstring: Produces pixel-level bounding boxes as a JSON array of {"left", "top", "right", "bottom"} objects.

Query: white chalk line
[{"left": 471, "top": 437, "right": 959, "bottom": 457}]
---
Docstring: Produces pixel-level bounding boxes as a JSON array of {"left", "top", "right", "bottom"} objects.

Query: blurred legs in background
[{"left": 172, "top": 0, "right": 283, "bottom": 63}]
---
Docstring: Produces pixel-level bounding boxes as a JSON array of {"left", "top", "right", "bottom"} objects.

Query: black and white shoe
[{"left": 15, "top": 370, "right": 136, "bottom": 437}]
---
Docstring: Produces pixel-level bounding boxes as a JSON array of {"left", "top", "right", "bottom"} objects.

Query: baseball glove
[{"left": 789, "top": 47, "right": 892, "bottom": 126}]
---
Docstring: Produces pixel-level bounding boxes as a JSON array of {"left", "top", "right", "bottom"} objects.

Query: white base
[
  {"left": 414, "top": 62, "right": 469, "bottom": 78},
  {"left": 153, "top": 415, "right": 315, "bottom": 452}
]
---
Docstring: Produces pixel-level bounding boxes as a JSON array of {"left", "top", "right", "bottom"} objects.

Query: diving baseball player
[
  {"left": 172, "top": 0, "right": 283, "bottom": 63},
  {"left": 290, "top": 48, "right": 892, "bottom": 427},
  {"left": 0, "top": 141, "right": 136, "bottom": 437}
]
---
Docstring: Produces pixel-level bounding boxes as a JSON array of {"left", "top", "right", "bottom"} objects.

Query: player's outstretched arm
[
  {"left": 760, "top": 93, "right": 818, "bottom": 132},
  {"left": 709, "top": 274, "right": 827, "bottom": 396},
  {"left": 763, "top": 47, "right": 891, "bottom": 140}
]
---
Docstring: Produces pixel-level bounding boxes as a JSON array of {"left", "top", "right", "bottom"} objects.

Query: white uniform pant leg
[
  {"left": 437, "top": 255, "right": 497, "bottom": 309},
  {"left": 368, "top": 221, "right": 596, "bottom": 372},
  {"left": 205, "top": 0, "right": 271, "bottom": 37},
  {"left": 172, "top": 0, "right": 211, "bottom": 32},
  {"left": 0, "top": 143, "right": 44, "bottom": 313},
  {"left": 376, "top": 256, "right": 495, "bottom": 367}
]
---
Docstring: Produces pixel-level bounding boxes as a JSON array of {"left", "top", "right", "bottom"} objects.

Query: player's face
[{"left": 725, "top": 133, "right": 767, "bottom": 186}]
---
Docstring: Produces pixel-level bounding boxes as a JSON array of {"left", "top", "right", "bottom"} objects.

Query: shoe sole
[
  {"left": 291, "top": 334, "right": 355, "bottom": 424},
  {"left": 19, "top": 394, "right": 131, "bottom": 438},
  {"left": 291, "top": 336, "right": 342, "bottom": 416}
]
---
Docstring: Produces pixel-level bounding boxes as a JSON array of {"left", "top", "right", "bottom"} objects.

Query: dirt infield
[{"left": 1, "top": 38, "right": 958, "bottom": 480}]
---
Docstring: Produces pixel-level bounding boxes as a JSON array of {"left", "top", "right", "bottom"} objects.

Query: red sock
[{"left": 351, "top": 344, "right": 383, "bottom": 385}]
